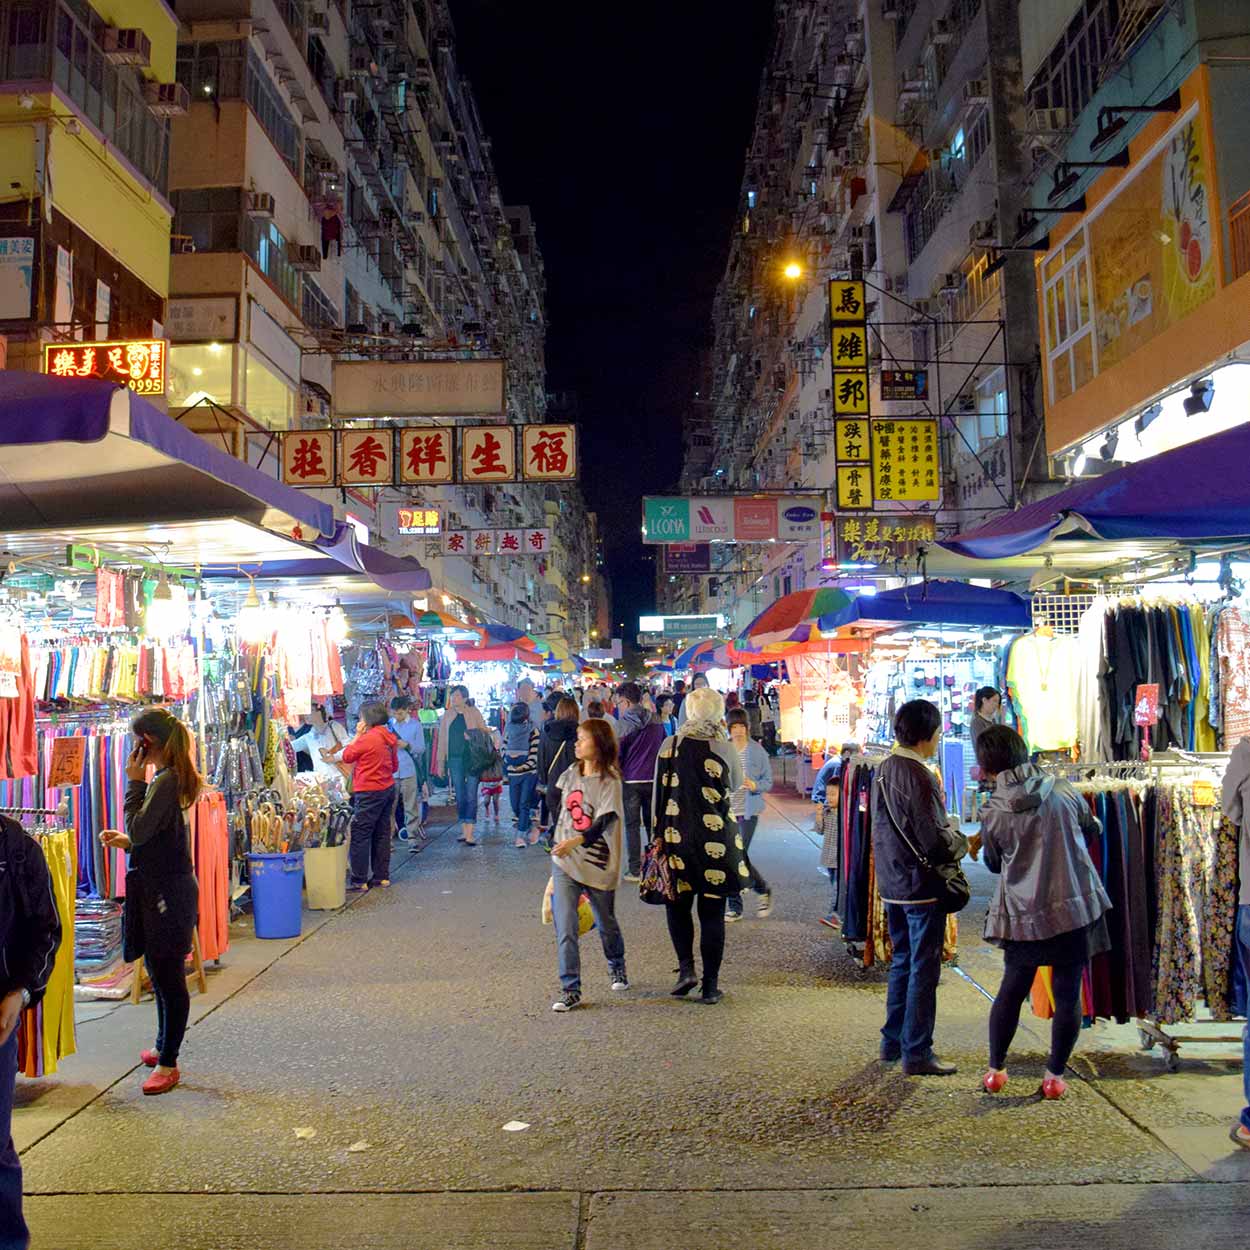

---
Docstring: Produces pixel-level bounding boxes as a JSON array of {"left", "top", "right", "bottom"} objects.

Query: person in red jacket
[{"left": 331, "top": 702, "right": 400, "bottom": 892}]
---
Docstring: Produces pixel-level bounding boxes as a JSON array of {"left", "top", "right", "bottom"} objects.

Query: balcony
[{"left": 1, "top": 2, "right": 170, "bottom": 192}]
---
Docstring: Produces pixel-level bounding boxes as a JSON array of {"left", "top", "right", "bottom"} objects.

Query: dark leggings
[
  {"left": 148, "top": 953, "right": 191, "bottom": 1067},
  {"left": 989, "top": 961, "right": 1084, "bottom": 1073},
  {"left": 665, "top": 893, "right": 727, "bottom": 989}
]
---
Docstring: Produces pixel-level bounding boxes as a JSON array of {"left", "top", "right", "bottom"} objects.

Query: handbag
[
  {"left": 638, "top": 837, "right": 676, "bottom": 905},
  {"left": 876, "top": 773, "right": 970, "bottom": 914}
]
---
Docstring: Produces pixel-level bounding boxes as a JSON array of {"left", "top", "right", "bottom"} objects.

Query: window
[
  {"left": 167, "top": 343, "right": 236, "bottom": 411},
  {"left": 1027, "top": 0, "right": 1119, "bottom": 121},
  {"left": 1041, "top": 229, "right": 1096, "bottom": 403},
  {"left": 243, "top": 347, "right": 295, "bottom": 429},
  {"left": 302, "top": 278, "right": 339, "bottom": 333},
  {"left": 243, "top": 217, "right": 301, "bottom": 310},
  {"left": 976, "top": 368, "right": 1009, "bottom": 443},
  {"left": 172, "top": 188, "right": 242, "bottom": 252}
]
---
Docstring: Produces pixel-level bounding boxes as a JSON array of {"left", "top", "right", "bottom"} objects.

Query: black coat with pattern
[{"left": 652, "top": 735, "right": 747, "bottom": 898}]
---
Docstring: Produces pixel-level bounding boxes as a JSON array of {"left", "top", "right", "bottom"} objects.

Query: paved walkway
[{"left": 14, "top": 793, "right": 1249, "bottom": 1247}]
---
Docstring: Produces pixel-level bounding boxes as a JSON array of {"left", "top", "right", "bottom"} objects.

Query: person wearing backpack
[
  {"left": 0, "top": 815, "right": 61, "bottom": 1250},
  {"left": 537, "top": 697, "right": 579, "bottom": 848}
]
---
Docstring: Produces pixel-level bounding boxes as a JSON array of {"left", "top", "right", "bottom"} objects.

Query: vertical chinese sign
[
  {"left": 830, "top": 279, "right": 871, "bottom": 512},
  {"left": 461, "top": 426, "right": 516, "bottom": 483},
  {"left": 398, "top": 428, "right": 454, "bottom": 485},
  {"left": 281, "top": 430, "right": 335, "bottom": 486},
  {"left": 869, "top": 418, "right": 940, "bottom": 504}
]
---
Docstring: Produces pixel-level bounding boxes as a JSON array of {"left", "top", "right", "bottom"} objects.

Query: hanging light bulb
[
  {"left": 236, "top": 576, "right": 271, "bottom": 645},
  {"left": 145, "top": 567, "right": 190, "bottom": 638},
  {"left": 327, "top": 598, "right": 350, "bottom": 643}
]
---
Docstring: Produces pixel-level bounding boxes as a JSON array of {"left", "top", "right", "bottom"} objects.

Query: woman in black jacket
[
  {"left": 871, "top": 700, "right": 968, "bottom": 1077},
  {"left": 537, "top": 697, "right": 579, "bottom": 847},
  {"left": 101, "top": 708, "right": 201, "bottom": 1096}
]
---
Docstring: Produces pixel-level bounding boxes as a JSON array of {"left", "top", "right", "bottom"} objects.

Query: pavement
[{"left": 13, "top": 788, "right": 1250, "bottom": 1248}]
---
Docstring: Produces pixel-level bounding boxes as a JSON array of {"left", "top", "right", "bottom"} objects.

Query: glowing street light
[{"left": 783, "top": 260, "right": 803, "bottom": 280}]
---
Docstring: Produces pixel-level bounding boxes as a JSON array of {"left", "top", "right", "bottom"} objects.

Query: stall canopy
[
  {"left": 0, "top": 373, "right": 334, "bottom": 539},
  {"left": 941, "top": 421, "right": 1250, "bottom": 562},
  {"left": 822, "top": 580, "right": 1031, "bottom": 630}
]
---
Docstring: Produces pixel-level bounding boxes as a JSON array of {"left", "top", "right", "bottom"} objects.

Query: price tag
[
  {"left": 1192, "top": 779, "right": 1216, "bottom": 808},
  {"left": 48, "top": 736, "right": 86, "bottom": 789}
]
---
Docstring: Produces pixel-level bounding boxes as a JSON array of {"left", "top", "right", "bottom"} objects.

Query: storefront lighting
[
  {"left": 144, "top": 567, "right": 189, "bottom": 639},
  {"left": 1071, "top": 450, "right": 1088, "bottom": 476},
  {"left": 1100, "top": 429, "right": 1119, "bottom": 461},
  {"left": 1182, "top": 379, "right": 1215, "bottom": 416},
  {"left": 327, "top": 598, "right": 350, "bottom": 643},
  {"left": 1134, "top": 402, "right": 1163, "bottom": 436},
  {"left": 236, "top": 577, "right": 271, "bottom": 645}
]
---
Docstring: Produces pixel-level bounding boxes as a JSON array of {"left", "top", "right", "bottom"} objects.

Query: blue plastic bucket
[{"left": 247, "top": 851, "right": 305, "bottom": 939}]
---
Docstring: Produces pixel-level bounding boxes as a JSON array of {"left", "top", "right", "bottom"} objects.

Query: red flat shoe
[
  {"left": 982, "top": 1069, "right": 1008, "bottom": 1093},
  {"left": 142, "top": 1067, "right": 180, "bottom": 1096},
  {"left": 140, "top": 1049, "right": 160, "bottom": 1068},
  {"left": 1041, "top": 1075, "right": 1067, "bottom": 1100}
]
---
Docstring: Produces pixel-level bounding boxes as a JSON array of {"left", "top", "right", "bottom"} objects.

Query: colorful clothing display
[{"left": 1005, "top": 632, "right": 1081, "bottom": 751}]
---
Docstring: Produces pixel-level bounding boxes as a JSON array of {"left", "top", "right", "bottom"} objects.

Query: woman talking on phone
[{"left": 101, "top": 708, "right": 201, "bottom": 1096}]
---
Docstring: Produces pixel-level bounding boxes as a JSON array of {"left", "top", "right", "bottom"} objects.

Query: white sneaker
[{"left": 757, "top": 892, "right": 773, "bottom": 918}]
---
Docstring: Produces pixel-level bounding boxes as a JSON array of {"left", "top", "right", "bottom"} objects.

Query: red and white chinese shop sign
[
  {"left": 442, "top": 528, "right": 550, "bottom": 557},
  {"left": 43, "top": 339, "right": 166, "bottom": 396},
  {"left": 520, "top": 424, "right": 576, "bottom": 481},
  {"left": 461, "top": 426, "right": 516, "bottom": 483},
  {"left": 398, "top": 428, "right": 454, "bottom": 484},
  {"left": 339, "top": 429, "right": 394, "bottom": 486},
  {"left": 282, "top": 430, "right": 335, "bottom": 486}
]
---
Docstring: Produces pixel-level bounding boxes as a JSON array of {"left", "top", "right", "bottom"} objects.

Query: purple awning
[
  {"left": 941, "top": 422, "right": 1250, "bottom": 560},
  {"left": 821, "top": 580, "right": 1031, "bottom": 628},
  {"left": 0, "top": 373, "right": 335, "bottom": 538}
]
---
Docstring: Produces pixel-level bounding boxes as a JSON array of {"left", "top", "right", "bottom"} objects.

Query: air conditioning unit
[
  {"left": 307, "top": 7, "right": 329, "bottom": 33},
  {"left": 350, "top": 47, "right": 374, "bottom": 77},
  {"left": 103, "top": 27, "right": 151, "bottom": 67},
  {"left": 963, "top": 79, "right": 990, "bottom": 104},
  {"left": 882, "top": 2, "right": 901, "bottom": 17},
  {"left": 245, "top": 190, "right": 275, "bottom": 219},
  {"left": 910, "top": 298, "right": 935, "bottom": 320},
  {"left": 1027, "top": 106, "right": 1070, "bottom": 134},
  {"left": 937, "top": 271, "right": 963, "bottom": 294},
  {"left": 819, "top": 388, "right": 832, "bottom": 402},
  {"left": 929, "top": 18, "right": 954, "bottom": 44},
  {"left": 143, "top": 82, "right": 189, "bottom": 117},
  {"left": 969, "top": 218, "right": 996, "bottom": 246},
  {"left": 287, "top": 242, "right": 322, "bottom": 272},
  {"left": 338, "top": 78, "right": 358, "bottom": 105},
  {"left": 850, "top": 224, "right": 872, "bottom": 243},
  {"left": 882, "top": 271, "right": 906, "bottom": 293}
]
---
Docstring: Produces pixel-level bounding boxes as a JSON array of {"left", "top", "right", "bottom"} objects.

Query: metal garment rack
[{"left": 1041, "top": 754, "right": 1243, "bottom": 1071}]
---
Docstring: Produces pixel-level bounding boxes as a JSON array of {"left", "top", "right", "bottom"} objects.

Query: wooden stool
[{"left": 130, "top": 926, "right": 209, "bottom": 1005}]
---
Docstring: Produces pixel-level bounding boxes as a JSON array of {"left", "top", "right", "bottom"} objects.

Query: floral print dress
[{"left": 653, "top": 735, "right": 746, "bottom": 898}]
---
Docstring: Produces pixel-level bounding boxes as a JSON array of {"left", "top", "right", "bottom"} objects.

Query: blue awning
[
  {"left": 941, "top": 421, "right": 1250, "bottom": 560},
  {"left": 0, "top": 372, "right": 335, "bottom": 539},
  {"left": 821, "top": 580, "right": 1031, "bottom": 629}
]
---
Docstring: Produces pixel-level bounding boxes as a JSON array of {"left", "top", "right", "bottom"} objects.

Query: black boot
[
  {"left": 671, "top": 964, "right": 698, "bottom": 997},
  {"left": 700, "top": 981, "right": 724, "bottom": 1005}
]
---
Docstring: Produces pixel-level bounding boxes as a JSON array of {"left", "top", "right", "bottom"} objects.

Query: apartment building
[
  {"left": 669, "top": 0, "right": 1042, "bottom": 629},
  {"left": 0, "top": 0, "right": 182, "bottom": 369}
]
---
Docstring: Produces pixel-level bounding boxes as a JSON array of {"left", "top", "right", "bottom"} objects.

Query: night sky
[{"left": 450, "top": 1, "right": 775, "bottom": 635}]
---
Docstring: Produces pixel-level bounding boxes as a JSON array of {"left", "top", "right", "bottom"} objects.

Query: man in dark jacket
[
  {"left": 0, "top": 816, "right": 62, "bottom": 1250},
  {"left": 872, "top": 700, "right": 967, "bottom": 1077},
  {"left": 615, "top": 681, "right": 666, "bottom": 881}
]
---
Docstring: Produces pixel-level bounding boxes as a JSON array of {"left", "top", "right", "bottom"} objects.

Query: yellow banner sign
[{"left": 870, "top": 418, "right": 941, "bottom": 503}]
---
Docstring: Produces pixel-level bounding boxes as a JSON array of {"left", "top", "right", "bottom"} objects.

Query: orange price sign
[{"left": 49, "top": 736, "right": 86, "bottom": 789}]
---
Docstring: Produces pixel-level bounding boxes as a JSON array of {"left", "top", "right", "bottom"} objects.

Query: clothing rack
[{"left": 1036, "top": 755, "right": 1242, "bottom": 1071}]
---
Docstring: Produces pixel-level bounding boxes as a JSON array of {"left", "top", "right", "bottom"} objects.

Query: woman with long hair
[
  {"left": 503, "top": 702, "right": 540, "bottom": 848},
  {"left": 652, "top": 685, "right": 746, "bottom": 1004},
  {"left": 549, "top": 717, "right": 627, "bottom": 1011},
  {"left": 101, "top": 708, "right": 201, "bottom": 1095},
  {"left": 432, "top": 684, "right": 491, "bottom": 846},
  {"left": 537, "top": 697, "right": 580, "bottom": 845}
]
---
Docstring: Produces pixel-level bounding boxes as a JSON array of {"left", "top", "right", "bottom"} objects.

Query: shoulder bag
[
  {"left": 876, "top": 773, "right": 970, "bottom": 914},
  {"left": 638, "top": 837, "right": 676, "bottom": 904}
]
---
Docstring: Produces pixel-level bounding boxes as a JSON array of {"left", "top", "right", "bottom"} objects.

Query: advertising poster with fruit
[{"left": 1090, "top": 105, "right": 1217, "bottom": 372}]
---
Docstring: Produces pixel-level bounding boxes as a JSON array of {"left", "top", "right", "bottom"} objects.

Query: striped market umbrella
[
  {"left": 672, "top": 637, "right": 727, "bottom": 672},
  {"left": 410, "top": 608, "right": 480, "bottom": 639},
  {"left": 733, "top": 588, "right": 869, "bottom": 659}
]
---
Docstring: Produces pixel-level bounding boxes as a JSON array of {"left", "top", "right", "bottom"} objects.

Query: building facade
[
  {"left": 0, "top": 0, "right": 601, "bottom": 655},
  {"left": 666, "top": 0, "right": 1050, "bottom": 627}
]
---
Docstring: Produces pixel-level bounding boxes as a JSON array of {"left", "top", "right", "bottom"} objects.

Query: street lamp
[
  {"left": 783, "top": 260, "right": 803, "bottom": 280},
  {"left": 580, "top": 573, "right": 591, "bottom": 584}
]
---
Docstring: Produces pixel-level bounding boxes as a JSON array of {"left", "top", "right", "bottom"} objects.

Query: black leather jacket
[
  {"left": 0, "top": 817, "right": 62, "bottom": 1007},
  {"left": 871, "top": 752, "right": 968, "bottom": 903}
]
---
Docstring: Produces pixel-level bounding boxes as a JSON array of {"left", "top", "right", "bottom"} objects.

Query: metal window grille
[{"left": 1030, "top": 592, "right": 1098, "bottom": 635}]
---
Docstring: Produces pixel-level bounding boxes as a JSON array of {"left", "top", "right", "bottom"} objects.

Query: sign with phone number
[{"left": 42, "top": 339, "right": 167, "bottom": 396}]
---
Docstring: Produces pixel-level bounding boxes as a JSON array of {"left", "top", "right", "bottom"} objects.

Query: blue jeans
[
  {"left": 883, "top": 902, "right": 947, "bottom": 1063},
  {"left": 507, "top": 772, "right": 537, "bottom": 833},
  {"left": 551, "top": 867, "right": 625, "bottom": 993},
  {"left": 1238, "top": 905, "right": 1250, "bottom": 1131},
  {"left": 447, "top": 757, "right": 479, "bottom": 823},
  {"left": 0, "top": 1028, "right": 26, "bottom": 1250}
]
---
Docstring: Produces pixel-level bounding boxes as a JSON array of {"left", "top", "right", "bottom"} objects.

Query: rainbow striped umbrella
[
  {"left": 672, "top": 637, "right": 727, "bottom": 672},
  {"left": 410, "top": 608, "right": 480, "bottom": 639},
  {"left": 734, "top": 588, "right": 862, "bottom": 657}
]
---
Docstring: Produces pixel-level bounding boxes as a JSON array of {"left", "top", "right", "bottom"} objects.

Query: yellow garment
[
  {"left": 1007, "top": 633, "right": 1081, "bottom": 750},
  {"left": 38, "top": 829, "right": 77, "bottom": 1075},
  {"left": 1192, "top": 605, "right": 1217, "bottom": 752}
]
